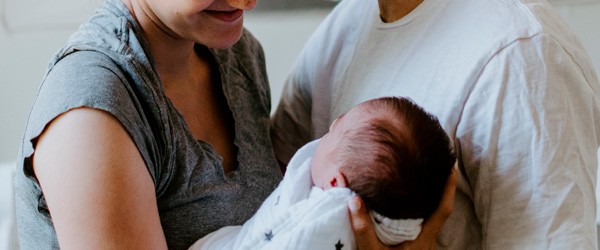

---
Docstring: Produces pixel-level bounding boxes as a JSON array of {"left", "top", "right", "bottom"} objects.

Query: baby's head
[{"left": 311, "top": 96, "right": 455, "bottom": 220}]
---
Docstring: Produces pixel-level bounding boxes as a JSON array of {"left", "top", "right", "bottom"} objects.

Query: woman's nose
[{"left": 225, "top": 0, "right": 257, "bottom": 10}]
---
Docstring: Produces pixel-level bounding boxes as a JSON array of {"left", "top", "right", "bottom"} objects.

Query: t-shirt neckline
[{"left": 375, "top": 0, "right": 435, "bottom": 30}]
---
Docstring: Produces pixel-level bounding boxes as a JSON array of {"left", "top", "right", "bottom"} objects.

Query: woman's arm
[
  {"left": 348, "top": 166, "right": 457, "bottom": 250},
  {"left": 33, "top": 107, "right": 167, "bottom": 249}
]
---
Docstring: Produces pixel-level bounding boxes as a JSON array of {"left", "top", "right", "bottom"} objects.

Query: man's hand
[{"left": 349, "top": 164, "right": 458, "bottom": 250}]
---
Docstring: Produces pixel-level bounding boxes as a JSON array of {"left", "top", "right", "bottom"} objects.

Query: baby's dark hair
[{"left": 338, "top": 97, "right": 455, "bottom": 220}]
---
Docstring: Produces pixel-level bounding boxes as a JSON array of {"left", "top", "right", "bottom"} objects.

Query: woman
[
  {"left": 13, "top": 0, "right": 453, "bottom": 248},
  {"left": 15, "top": 0, "right": 281, "bottom": 248}
]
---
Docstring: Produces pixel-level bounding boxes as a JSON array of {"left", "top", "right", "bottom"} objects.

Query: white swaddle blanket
[{"left": 189, "top": 140, "right": 421, "bottom": 250}]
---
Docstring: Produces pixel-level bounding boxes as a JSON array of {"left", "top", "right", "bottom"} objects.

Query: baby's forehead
[
  {"left": 351, "top": 104, "right": 396, "bottom": 122},
  {"left": 348, "top": 102, "right": 380, "bottom": 117},
  {"left": 339, "top": 110, "right": 388, "bottom": 132},
  {"left": 345, "top": 105, "right": 407, "bottom": 133}
]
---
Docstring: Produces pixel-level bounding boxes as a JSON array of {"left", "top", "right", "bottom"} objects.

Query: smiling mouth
[{"left": 204, "top": 9, "right": 244, "bottom": 23}]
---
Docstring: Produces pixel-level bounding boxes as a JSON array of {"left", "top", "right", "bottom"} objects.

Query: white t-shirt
[{"left": 271, "top": 0, "right": 600, "bottom": 248}]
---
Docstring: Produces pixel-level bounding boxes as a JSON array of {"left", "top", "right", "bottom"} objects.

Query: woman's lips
[{"left": 204, "top": 9, "right": 243, "bottom": 23}]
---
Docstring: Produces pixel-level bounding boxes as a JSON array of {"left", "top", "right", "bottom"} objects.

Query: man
[{"left": 272, "top": 0, "right": 600, "bottom": 248}]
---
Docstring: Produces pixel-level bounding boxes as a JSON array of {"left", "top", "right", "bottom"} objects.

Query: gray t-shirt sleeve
[
  {"left": 22, "top": 50, "right": 159, "bottom": 186},
  {"left": 15, "top": 49, "right": 167, "bottom": 250}
]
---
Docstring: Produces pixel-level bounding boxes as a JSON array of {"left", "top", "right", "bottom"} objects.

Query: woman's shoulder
[
  {"left": 54, "top": 0, "right": 150, "bottom": 71},
  {"left": 42, "top": 50, "right": 129, "bottom": 103},
  {"left": 26, "top": 48, "right": 161, "bottom": 176}
]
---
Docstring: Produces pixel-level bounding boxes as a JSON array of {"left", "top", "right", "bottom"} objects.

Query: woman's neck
[
  {"left": 123, "top": 0, "right": 197, "bottom": 79},
  {"left": 377, "top": 0, "right": 423, "bottom": 23}
]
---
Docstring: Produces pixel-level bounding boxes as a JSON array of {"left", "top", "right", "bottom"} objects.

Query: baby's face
[{"left": 311, "top": 104, "right": 374, "bottom": 189}]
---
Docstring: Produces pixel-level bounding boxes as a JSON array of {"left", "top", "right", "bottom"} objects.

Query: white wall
[
  {"left": 0, "top": 1, "right": 599, "bottom": 163},
  {"left": 0, "top": 29, "right": 77, "bottom": 163},
  {"left": 553, "top": 2, "right": 600, "bottom": 76},
  {"left": 244, "top": 9, "right": 330, "bottom": 113}
]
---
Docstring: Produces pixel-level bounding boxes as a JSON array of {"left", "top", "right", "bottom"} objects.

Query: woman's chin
[{"left": 197, "top": 26, "right": 244, "bottom": 49}]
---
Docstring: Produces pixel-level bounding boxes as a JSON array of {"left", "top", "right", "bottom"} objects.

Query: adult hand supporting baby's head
[{"left": 348, "top": 164, "right": 458, "bottom": 250}]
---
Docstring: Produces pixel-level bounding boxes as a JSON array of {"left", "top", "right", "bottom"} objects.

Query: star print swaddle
[{"left": 188, "top": 139, "right": 422, "bottom": 250}]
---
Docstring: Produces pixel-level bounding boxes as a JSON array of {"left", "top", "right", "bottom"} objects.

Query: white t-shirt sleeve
[
  {"left": 270, "top": 0, "right": 359, "bottom": 164},
  {"left": 456, "top": 33, "right": 599, "bottom": 249},
  {"left": 270, "top": 55, "right": 315, "bottom": 164}
]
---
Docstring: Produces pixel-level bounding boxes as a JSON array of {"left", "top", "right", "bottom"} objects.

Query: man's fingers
[
  {"left": 420, "top": 163, "right": 458, "bottom": 237},
  {"left": 440, "top": 163, "right": 458, "bottom": 215},
  {"left": 348, "top": 196, "right": 381, "bottom": 250},
  {"left": 348, "top": 196, "right": 368, "bottom": 233}
]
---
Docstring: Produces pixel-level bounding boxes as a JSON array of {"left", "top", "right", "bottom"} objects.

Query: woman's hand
[{"left": 348, "top": 165, "right": 458, "bottom": 250}]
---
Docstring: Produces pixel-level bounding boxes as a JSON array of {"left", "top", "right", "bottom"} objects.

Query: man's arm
[
  {"left": 456, "top": 34, "right": 599, "bottom": 248},
  {"left": 270, "top": 44, "right": 318, "bottom": 165}
]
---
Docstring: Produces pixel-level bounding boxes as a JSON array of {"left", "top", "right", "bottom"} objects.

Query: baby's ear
[{"left": 328, "top": 171, "right": 348, "bottom": 188}]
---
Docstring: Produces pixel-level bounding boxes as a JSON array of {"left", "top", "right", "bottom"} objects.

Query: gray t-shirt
[{"left": 13, "top": 0, "right": 282, "bottom": 249}]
